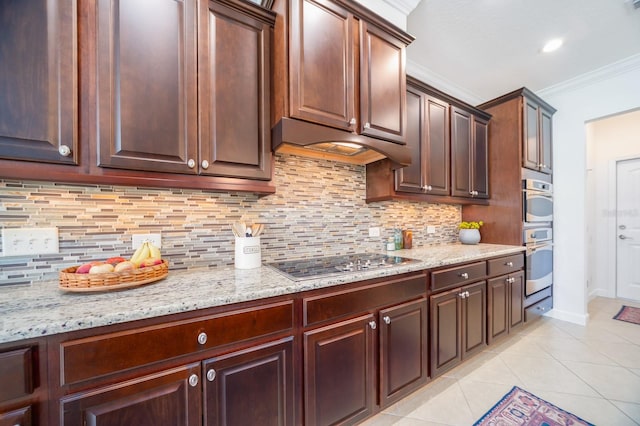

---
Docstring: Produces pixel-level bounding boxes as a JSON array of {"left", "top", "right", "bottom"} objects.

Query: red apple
[
  {"left": 76, "top": 261, "right": 102, "bottom": 274},
  {"left": 105, "top": 256, "right": 126, "bottom": 266}
]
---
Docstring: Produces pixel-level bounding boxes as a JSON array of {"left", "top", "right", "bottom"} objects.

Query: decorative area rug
[
  {"left": 613, "top": 305, "right": 640, "bottom": 325},
  {"left": 473, "top": 386, "right": 594, "bottom": 426}
]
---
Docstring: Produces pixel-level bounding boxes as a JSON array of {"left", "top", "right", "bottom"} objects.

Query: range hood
[{"left": 272, "top": 117, "right": 412, "bottom": 169}]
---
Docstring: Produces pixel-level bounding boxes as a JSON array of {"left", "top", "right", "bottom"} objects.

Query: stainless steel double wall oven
[{"left": 522, "top": 179, "right": 553, "bottom": 299}]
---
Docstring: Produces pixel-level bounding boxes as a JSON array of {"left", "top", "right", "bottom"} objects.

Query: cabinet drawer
[
  {"left": 487, "top": 254, "right": 524, "bottom": 277},
  {"left": 60, "top": 301, "right": 294, "bottom": 386},
  {"left": 525, "top": 297, "right": 553, "bottom": 322},
  {"left": 0, "top": 347, "right": 33, "bottom": 402},
  {"left": 431, "top": 262, "right": 486, "bottom": 292},
  {"left": 304, "top": 274, "right": 426, "bottom": 327}
]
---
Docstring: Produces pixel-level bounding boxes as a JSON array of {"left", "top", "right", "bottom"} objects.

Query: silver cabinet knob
[
  {"left": 197, "top": 332, "right": 208, "bottom": 345},
  {"left": 364, "top": 122, "right": 371, "bottom": 129},
  {"left": 459, "top": 292, "right": 466, "bottom": 299},
  {"left": 465, "top": 291, "right": 470, "bottom": 297},
  {"left": 460, "top": 272, "right": 469, "bottom": 279},
  {"left": 369, "top": 320, "right": 377, "bottom": 330},
  {"left": 187, "top": 159, "right": 196, "bottom": 168},
  {"left": 207, "top": 369, "right": 216, "bottom": 382},
  {"left": 619, "top": 235, "right": 632, "bottom": 240},
  {"left": 506, "top": 261, "right": 513, "bottom": 267},
  {"left": 201, "top": 160, "right": 209, "bottom": 169},
  {"left": 383, "top": 316, "right": 391, "bottom": 325},
  {"left": 349, "top": 117, "right": 356, "bottom": 125},
  {"left": 189, "top": 374, "right": 199, "bottom": 387},
  {"left": 58, "top": 145, "right": 71, "bottom": 157}
]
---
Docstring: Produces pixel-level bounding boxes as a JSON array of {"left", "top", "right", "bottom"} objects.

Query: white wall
[
  {"left": 585, "top": 110, "right": 640, "bottom": 299},
  {"left": 538, "top": 55, "right": 640, "bottom": 324}
]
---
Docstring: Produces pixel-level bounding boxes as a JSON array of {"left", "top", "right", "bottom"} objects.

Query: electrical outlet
[
  {"left": 2, "top": 227, "right": 59, "bottom": 256},
  {"left": 426, "top": 226, "right": 436, "bottom": 234},
  {"left": 368, "top": 227, "right": 381, "bottom": 237},
  {"left": 132, "top": 233, "right": 162, "bottom": 249}
]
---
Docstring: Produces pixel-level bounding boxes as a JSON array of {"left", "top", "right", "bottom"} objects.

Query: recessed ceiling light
[{"left": 542, "top": 38, "right": 563, "bottom": 53}]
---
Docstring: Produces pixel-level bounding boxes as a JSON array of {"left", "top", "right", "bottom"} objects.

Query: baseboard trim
[{"left": 544, "top": 308, "right": 589, "bottom": 326}]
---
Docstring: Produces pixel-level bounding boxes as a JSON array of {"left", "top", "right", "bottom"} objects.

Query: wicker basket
[{"left": 59, "top": 260, "right": 169, "bottom": 292}]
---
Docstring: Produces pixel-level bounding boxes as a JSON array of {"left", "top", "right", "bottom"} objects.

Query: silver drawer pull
[
  {"left": 460, "top": 272, "right": 469, "bottom": 279},
  {"left": 197, "top": 332, "right": 208, "bottom": 345},
  {"left": 207, "top": 369, "right": 216, "bottom": 382},
  {"left": 506, "top": 261, "right": 514, "bottom": 267},
  {"left": 189, "top": 374, "right": 199, "bottom": 387}
]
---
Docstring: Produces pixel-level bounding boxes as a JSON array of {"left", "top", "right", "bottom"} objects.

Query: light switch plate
[
  {"left": 2, "top": 227, "right": 59, "bottom": 256},
  {"left": 368, "top": 227, "right": 381, "bottom": 237},
  {"left": 426, "top": 226, "right": 436, "bottom": 234},
  {"left": 132, "top": 233, "right": 162, "bottom": 249}
]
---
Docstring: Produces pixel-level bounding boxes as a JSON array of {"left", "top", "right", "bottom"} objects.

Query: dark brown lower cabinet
[
  {"left": 203, "top": 337, "right": 294, "bottom": 426},
  {"left": 487, "top": 271, "right": 524, "bottom": 344},
  {"left": 430, "top": 281, "right": 486, "bottom": 378},
  {"left": 304, "top": 314, "right": 376, "bottom": 426},
  {"left": 379, "top": 298, "right": 429, "bottom": 408},
  {"left": 0, "top": 406, "right": 32, "bottom": 426},
  {"left": 60, "top": 363, "right": 202, "bottom": 426}
]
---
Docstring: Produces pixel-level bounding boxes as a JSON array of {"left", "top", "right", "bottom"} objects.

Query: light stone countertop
[{"left": 0, "top": 243, "right": 524, "bottom": 344}]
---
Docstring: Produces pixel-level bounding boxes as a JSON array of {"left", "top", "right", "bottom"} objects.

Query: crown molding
[
  {"left": 538, "top": 53, "right": 640, "bottom": 98},
  {"left": 382, "top": 0, "right": 421, "bottom": 15},
  {"left": 406, "top": 59, "right": 485, "bottom": 105}
]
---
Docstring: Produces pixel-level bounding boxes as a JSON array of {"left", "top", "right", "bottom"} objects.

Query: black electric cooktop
[{"left": 266, "top": 253, "right": 419, "bottom": 281}]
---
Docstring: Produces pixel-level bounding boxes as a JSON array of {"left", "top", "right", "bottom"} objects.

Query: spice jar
[
  {"left": 394, "top": 229, "right": 403, "bottom": 250},
  {"left": 386, "top": 237, "right": 395, "bottom": 251},
  {"left": 402, "top": 230, "right": 413, "bottom": 249}
]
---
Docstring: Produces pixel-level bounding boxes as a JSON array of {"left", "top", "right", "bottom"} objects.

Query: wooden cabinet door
[
  {"left": 510, "top": 271, "right": 525, "bottom": 331},
  {"left": 424, "top": 95, "right": 451, "bottom": 196},
  {"left": 359, "top": 21, "right": 406, "bottom": 144},
  {"left": 450, "top": 106, "right": 472, "bottom": 198},
  {"left": 304, "top": 314, "right": 375, "bottom": 426},
  {"left": 522, "top": 97, "right": 540, "bottom": 171},
  {"left": 96, "top": 0, "right": 198, "bottom": 174},
  {"left": 60, "top": 363, "right": 201, "bottom": 426},
  {"left": 289, "top": 0, "right": 355, "bottom": 132},
  {"left": 0, "top": 0, "right": 78, "bottom": 165},
  {"left": 430, "top": 288, "right": 461, "bottom": 377},
  {"left": 379, "top": 298, "right": 428, "bottom": 407},
  {"left": 471, "top": 116, "right": 489, "bottom": 198},
  {"left": 395, "top": 86, "right": 424, "bottom": 193},
  {"left": 198, "top": 1, "right": 273, "bottom": 180},
  {"left": 487, "top": 276, "right": 509, "bottom": 344},
  {"left": 540, "top": 108, "right": 553, "bottom": 174},
  {"left": 203, "top": 337, "right": 294, "bottom": 426},
  {"left": 461, "top": 281, "right": 487, "bottom": 359}
]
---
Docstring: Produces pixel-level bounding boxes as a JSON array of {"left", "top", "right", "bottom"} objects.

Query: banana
[
  {"left": 130, "top": 242, "right": 147, "bottom": 264},
  {"left": 131, "top": 242, "right": 150, "bottom": 266},
  {"left": 147, "top": 242, "right": 161, "bottom": 259}
]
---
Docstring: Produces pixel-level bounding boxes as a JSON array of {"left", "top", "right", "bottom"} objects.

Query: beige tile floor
[{"left": 362, "top": 297, "right": 640, "bottom": 426}]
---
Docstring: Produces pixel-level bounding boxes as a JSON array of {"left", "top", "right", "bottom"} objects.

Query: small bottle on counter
[
  {"left": 394, "top": 229, "right": 403, "bottom": 250},
  {"left": 386, "top": 237, "right": 395, "bottom": 251},
  {"left": 402, "top": 230, "right": 413, "bottom": 249}
]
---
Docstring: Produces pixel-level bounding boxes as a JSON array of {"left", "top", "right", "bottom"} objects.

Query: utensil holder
[{"left": 235, "top": 236, "right": 261, "bottom": 269}]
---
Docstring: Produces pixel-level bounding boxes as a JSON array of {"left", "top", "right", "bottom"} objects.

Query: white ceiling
[{"left": 400, "top": 0, "right": 640, "bottom": 104}]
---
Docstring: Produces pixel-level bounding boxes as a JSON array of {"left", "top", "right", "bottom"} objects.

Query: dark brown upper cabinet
[
  {"left": 95, "top": 0, "right": 198, "bottom": 174},
  {"left": 273, "top": 0, "right": 412, "bottom": 144},
  {"left": 198, "top": 0, "right": 274, "bottom": 180},
  {"left": 366, "top": 77, "right": 490, "bottom": 205},
  {"left": 523, "top": 96, "right": 553, "bottom": 174},
  {"left": 451, "top": 106, "right": 489, "bottom": 199},
  {"left": 0, "top": 0, "right": 78, "bottom": 165}
]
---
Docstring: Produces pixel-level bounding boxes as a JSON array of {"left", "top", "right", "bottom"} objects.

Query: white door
[{"left": 617, "top": 158, "right": 640, "bottom": 300}]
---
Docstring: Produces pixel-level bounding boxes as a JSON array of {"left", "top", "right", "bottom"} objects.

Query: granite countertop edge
[{"left": 0, "top": 243, "right": 524, "bottom": 344}]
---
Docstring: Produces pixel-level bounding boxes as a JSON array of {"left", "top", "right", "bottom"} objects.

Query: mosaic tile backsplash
[{"left": 0, "top": 153, "right": 461, "bottom": 286}]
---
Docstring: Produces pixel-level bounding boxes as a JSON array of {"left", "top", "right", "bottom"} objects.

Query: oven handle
[{"left": 526, "top": 242, "right": 553, "bottom": 253}]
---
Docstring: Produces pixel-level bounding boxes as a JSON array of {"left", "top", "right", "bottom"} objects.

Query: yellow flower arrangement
[{"left": 459, "top": 221, "right": 484, "bottom": 229}]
